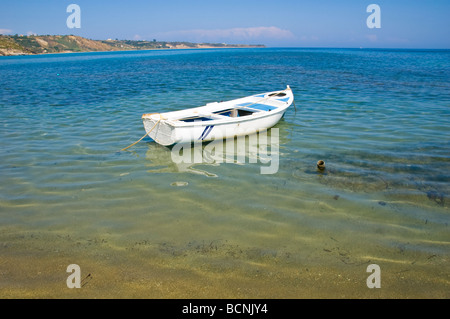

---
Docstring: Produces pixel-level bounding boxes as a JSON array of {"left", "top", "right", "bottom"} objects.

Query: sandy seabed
[{"left": 0, "top": 229, "right": 448, "bottom": 299}]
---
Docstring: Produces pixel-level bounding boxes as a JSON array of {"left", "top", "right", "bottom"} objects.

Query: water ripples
[{"left": 0, "top": 49, "right": 449, "bottom": 289}]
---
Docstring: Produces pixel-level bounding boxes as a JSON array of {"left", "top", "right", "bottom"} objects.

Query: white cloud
[
  {"left": 158, "top": 26, "right": 295, "bottom": 43},
  {"left": 0, "top": 28, "right": 13, "bottom": 34}
]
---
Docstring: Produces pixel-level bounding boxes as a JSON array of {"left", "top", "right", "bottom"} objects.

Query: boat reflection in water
[{"left": 144, "top": 128, "right": 281, "bottom": 177}]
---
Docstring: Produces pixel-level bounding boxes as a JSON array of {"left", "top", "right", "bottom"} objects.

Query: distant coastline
[{"left": 0, "top": 34, "right": 265, "bottom": 56}]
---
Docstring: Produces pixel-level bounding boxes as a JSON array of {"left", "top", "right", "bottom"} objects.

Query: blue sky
[{"left": 1, "top": 0, "right": 449, "bottom": 48}]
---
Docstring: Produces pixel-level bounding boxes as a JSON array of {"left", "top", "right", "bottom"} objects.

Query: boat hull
[
  {"left": 143, "top": 110, "right": 286, "bottom": 146},
  {"left": 142, "top": 86, "right": 293, "bottom": 146}
]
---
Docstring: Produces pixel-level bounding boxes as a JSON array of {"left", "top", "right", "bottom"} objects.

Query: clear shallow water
[{"left": 0, "top": 48, "right": 449, "bottom": 298}]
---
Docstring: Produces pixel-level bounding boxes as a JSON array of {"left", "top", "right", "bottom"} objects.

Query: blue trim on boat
[
  {"left": 199, "top": 125, "right": 214, "bottom": 140},
  {"left": 277, "top": 97, "right": 290, "bottom": 102},
  {"left": 237, "top": 102, "right": 276, "bottom": 112},
  {"left": 182, "top": 116, "right": 213, "bottom": 122}
]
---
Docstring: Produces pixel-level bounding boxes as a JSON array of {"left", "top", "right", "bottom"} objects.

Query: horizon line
[{"left": 1, "top": 34, "right": 449, "bottom": 51}]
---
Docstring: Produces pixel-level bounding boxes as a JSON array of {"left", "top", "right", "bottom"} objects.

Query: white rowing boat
[{"left": 141, "top": 85, "right": 294, "bottom": 146}]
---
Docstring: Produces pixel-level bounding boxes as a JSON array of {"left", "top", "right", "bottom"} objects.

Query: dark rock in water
[
  {"left": 378, "top": 201, "right": 387, "bottom": 206},
  {"left": 333, "top": 195, "right": 340, "bottom": 200}
]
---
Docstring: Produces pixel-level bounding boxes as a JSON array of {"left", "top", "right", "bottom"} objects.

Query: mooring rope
[{"left": 120, "top": 113, "right": 162, "bottom": 151}]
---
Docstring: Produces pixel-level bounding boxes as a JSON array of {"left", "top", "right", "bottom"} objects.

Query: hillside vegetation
[{"left": 0, "top": 34, "right": 264, "bottom": 56}]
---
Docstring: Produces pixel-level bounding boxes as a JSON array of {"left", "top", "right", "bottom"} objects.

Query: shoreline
[
  {"left": 0, "top": 45, "right": 265, "bottom": 57},
  {"left": 0, "top": 34, "right": 265, "bottom": 57},
  {"left": 3, "top": 47, "right": 449, "bottom": 57}
]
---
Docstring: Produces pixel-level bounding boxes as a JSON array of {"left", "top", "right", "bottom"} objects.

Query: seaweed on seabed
[
  {"left": 413, "top": 178, "right": 446, "bottom": 207},
  {"left": 313, "top": 168, "right": 388, "bottom": 193},
  {"left": 426, "top": 190, "right": 445, "bottom": 207}
]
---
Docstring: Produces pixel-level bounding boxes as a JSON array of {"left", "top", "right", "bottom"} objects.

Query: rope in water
[{"left": 120, "top": 113, "right": 162, "bottom": 151}]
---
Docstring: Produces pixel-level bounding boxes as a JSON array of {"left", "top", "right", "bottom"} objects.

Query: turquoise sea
[{"left": 0, "top": 48, "right": 449, "bottom": 298}]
